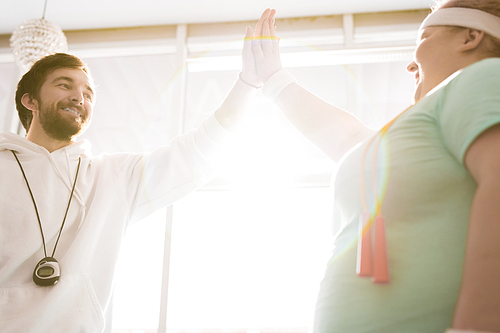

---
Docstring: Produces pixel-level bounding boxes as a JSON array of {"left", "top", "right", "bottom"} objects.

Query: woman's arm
[
  {"left": 250, "top": 9, "right": 374, "bottom": 161},
  {"left": 275, "top": 82, "right": 374, "bottom": 161},
  {"left": 455, "top": 123, "right": 500, "bottom": 331}
]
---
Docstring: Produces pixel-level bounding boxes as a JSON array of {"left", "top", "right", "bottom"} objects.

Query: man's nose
[{"left": 70, "top": 92, "right": 84, "bottom": 105}]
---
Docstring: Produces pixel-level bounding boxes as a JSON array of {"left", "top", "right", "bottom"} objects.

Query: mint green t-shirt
[{"left": 313, "top": 58, "right": 500, "bottom": 333}]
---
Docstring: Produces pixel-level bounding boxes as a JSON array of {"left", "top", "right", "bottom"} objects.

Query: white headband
[{"left": 419, "top": 8, "right": 500, "bottom": 40}]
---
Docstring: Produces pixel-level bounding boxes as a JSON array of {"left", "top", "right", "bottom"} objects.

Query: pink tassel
[
  {"left": 356, "top": 211, "right": 373, "bottom": 277},
  {"left": 372, "top": 215, "right": 390, "bottom": 284}
]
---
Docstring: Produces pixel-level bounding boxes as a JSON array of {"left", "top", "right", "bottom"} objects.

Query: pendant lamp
[{"left": 9, "top": 0, "right": 68, "bottom": 72}]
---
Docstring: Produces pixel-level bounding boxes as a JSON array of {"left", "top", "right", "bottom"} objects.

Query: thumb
[
  {"left": 245, "top": 26, "right": 254, "bottom": 39},
  {"left": 243, "top": 26, "right": 254, "bottom": 51}
]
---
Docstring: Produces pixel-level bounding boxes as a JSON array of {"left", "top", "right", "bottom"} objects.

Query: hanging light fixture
[{"left": 9, "top": 0, "right": 68, "bottom": 72}]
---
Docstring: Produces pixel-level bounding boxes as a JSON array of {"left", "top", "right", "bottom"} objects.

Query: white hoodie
[{"left": 0, "top": 114, "right": 228, "bottom": 332}]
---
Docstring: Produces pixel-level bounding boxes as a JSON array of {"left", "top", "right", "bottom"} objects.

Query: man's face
[{"left": 34, "top": 67, "right": 95, "bottom": 141}]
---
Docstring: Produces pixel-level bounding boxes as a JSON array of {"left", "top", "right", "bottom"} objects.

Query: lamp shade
[{"left": 10, "top": 18, "right": 68, "bottom": 72}]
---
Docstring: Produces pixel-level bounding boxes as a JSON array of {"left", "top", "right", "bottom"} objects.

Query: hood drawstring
[
  {"left": 1, "top": 132, "right": 90, "bottom": 233},
  {"left": 45, "top": 149, "right": 86, "bottom": 209}
]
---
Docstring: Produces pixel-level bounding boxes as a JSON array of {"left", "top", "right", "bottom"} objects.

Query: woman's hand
[{"left": 252, "top": 8, "right": 282, "bottom": 84}]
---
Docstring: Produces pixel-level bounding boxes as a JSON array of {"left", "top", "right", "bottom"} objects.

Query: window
[
  {"left": 110, "top": 58, "right": 414, "bottom": 332},
  {"left": 0, "top": 10, "right": 421, "bottom": 333}
]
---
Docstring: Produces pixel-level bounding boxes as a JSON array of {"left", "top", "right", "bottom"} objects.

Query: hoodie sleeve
[{"left": 116, "top": 113, "right": 230, "bottom": 224}]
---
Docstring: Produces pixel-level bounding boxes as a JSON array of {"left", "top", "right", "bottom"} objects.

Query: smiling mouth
[
  {"left": 62, "top": 107, "right": 82, "bottom": 117},
  {"left": 414, "top": 71, "right": 420, "bottom": 83}
]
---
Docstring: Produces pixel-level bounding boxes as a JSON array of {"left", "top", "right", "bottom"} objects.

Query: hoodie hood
[
  {"left": 0, "top": 132, "right": 92, "bottom": 209},
  {"left": 0, "top": 132, "right": 92, "bottom": 159}
]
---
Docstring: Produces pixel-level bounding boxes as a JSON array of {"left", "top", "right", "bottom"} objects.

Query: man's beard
[{"left": 37, "top": 100, "right": 90, "bottom": 142}]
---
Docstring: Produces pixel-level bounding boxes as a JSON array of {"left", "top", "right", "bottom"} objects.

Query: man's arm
[
  {"left": 213, "top": 78, "right": 256, "bottom": 131},
  {"left": 213, "top": 25, "right": 261, "bottom": 131},
  {"left": 454, "top": 123, "right": 500, "bottom": 331}
]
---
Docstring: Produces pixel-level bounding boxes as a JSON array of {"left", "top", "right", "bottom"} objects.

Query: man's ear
[
  {"left": 21, "top": 93, "right": 39, "bottom": 112},
  {"left": 459, "top": 29, "right": 485, "bottom": 52}
]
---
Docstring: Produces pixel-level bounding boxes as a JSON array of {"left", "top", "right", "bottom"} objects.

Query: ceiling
[{"left": 1, "top": 0, "right": 433, "bottom": 35}]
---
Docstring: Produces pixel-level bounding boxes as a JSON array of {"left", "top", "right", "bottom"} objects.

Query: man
[{"left": 0, "top": 42, "right": 263, "bottom": 332}]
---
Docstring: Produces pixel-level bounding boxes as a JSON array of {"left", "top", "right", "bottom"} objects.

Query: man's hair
[
  {"left": 433, "top": 0, "right": 500, "bottom": 56},
  {"left": 15, "top": 53, "right": 91, "bottom": 131}
]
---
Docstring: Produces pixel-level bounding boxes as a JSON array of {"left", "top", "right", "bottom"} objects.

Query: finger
[
  {"left": 269, "top": 8, "right": 277, "bottom": 21},
  {"left": 269, "top": 17, "right": 279, "bottom": 48},
  {"left": 250, "top": 26, "right": 263, "bottom": 60},
  {"left": 270, "top": 18, "right": 277, "bottom": 37},
  {"left": 266, "top": 10, "right": 278, "bottom": 47},
  {"left": 243, "top": 26, "right": 253, "bottom": 53},
  {"left": 269, "top": 9, "right": 277, "bottom": 31},
  {"left": 255, "top": 8, "right": 271, "bottom": 37},
  {"left": 245, "top": 26, "right": 253, "bottom": 41},
  {"left": 243, "top": 26, "right": 258, "bottom": 76},
  {"left": 262, "top": 18, "right": 273, "bottom": 53}
]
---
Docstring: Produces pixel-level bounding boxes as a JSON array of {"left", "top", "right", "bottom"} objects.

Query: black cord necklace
[{"left": 11, "top": 150, "right": 81, "bottom": 286}]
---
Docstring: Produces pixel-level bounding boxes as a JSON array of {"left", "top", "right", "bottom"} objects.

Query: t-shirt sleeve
[{"left": 437, "top": 59, "right": 500, "bottom": 165}]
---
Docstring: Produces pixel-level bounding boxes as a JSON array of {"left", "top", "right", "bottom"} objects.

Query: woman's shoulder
[
  {"left": 456, "top": 57, "right": 500, "bottom": 82},
  {"left": 439, "top": 57, "right": 500, "bottom": 101}
]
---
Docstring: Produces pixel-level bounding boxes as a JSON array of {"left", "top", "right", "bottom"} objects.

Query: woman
[{"left": 241, "top": 1, "right": 500, "bottom": 332}]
